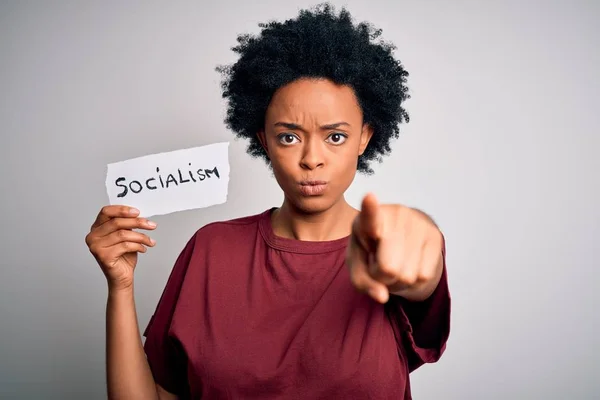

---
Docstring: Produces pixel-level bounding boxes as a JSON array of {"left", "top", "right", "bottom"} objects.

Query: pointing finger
[{"left": 359, "top": 193, "right": 382, "bottom": 245}]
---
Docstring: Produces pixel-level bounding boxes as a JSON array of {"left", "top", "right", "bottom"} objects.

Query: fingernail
[
  {"left": 147, "top": 220, "right": 156, "bottom": 228},
  {"left": 129, "top": 208, "right": 140, "bottom": 215},
  {"left": 150, "top": 238, "right": 156, "bottom": 245}
]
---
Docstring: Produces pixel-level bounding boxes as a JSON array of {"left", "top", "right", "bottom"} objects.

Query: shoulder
[
  {"left": 189, "top": 208, "right": 271, "bottom": 245},
  {"left": 163, "top": 208, "right": 271, "bottom": 278}
]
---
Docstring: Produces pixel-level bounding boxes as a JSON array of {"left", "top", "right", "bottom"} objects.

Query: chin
[{"left": 288, "top": 195, "right": 340, "bottom": 215}]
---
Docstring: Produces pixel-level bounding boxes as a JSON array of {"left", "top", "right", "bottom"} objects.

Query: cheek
[
  {"left": 269, "top": 150, "right": 298, "bottom": 184},
  {"left": 271, "top": 147, "right": 293, "bottom": 166},
  {"left": 339, "top": 164, "right": 357, "bottom": 187},
  {"left": 336, "top": 145, "right": 360, "bottom": 169},
  {"left": 330, "top": 150, "right": 358, "bottom": 188}
]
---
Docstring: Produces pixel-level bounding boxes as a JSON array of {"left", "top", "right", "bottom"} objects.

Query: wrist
[{"left": 107, "top": 282, "right": 134, "bottom": 298}]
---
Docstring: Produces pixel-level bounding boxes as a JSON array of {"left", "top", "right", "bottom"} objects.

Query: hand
[
  {"left": 346, "top": 193, "right": 444, "bottom": 304},
  {"left": 85, "top": 205, "right": 157, "bottom": 291}
]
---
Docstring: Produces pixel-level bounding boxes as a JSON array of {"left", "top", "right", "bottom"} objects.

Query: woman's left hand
[{"left": 346, "top": 193, "right": 444, "bottom": 304}]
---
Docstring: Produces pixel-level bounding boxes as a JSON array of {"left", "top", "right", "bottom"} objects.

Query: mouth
[{"left": 298, "top": 180, "right": 328, "bottom": 196}]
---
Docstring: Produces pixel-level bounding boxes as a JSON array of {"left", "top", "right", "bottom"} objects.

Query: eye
[
  {"left": 278, "top": 133, "right": 299, "bottom": 145},
  {"left": 326, "top": 132, "right": 348, "bottom": 145}
]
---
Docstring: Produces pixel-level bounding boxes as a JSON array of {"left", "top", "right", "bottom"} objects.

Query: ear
[
  {"left": 257, "top": 130, "right": 270, "bottom": 157},
  {"left": 358, "top": 124, "right": 374, "bottom": 156}
]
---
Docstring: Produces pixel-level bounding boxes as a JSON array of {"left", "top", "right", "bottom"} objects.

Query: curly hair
[{"left": 216, "top": 3, "right": 410, "bottom": 175}]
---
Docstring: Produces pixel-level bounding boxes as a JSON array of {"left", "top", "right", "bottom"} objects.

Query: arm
[
  {"left": 387, "top": 238, "right": 451, "bottom": 372},
  {"left": 106, "top": 287, "right": 178, "bottom": 400},
  {"left": 348, "top": 197, "right": 451, "bottom": 370},
  {"left": 84, "top": 205, "right": 187, "bottom": 399}
]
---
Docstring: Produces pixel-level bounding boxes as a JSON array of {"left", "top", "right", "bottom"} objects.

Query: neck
[{"left": 271, "top": 197, "right": 358, "bottom": 242}]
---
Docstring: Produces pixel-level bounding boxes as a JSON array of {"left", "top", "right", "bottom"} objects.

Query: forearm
[{"left": 106, "top": 287, "right": 159, "bottom": 400}]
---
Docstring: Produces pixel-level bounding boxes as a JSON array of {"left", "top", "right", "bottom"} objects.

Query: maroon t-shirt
[{"left": 143, "top": 208, "right": 451, "bottom": 399}]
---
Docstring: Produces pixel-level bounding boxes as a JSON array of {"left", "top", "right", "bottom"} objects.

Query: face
[{"left": 258, "top": 78, "right": 373, "bottom": 214}]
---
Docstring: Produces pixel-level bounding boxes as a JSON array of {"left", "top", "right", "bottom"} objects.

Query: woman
[{"left": 85, "top": 4, "right": 451, "bottom": 399}]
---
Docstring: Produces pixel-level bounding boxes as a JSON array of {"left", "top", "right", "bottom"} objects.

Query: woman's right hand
[{"left": 85, "top": 205, "right": 156, "bottom": 291}]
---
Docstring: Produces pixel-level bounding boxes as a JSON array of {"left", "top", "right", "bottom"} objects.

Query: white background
[{"left": 1, "top": 1, "right": 598, "bottom": 398}]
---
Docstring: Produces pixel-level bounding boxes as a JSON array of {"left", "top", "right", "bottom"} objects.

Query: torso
[{"left": 148, "top": 209, "right": 412, "bottom": 399}]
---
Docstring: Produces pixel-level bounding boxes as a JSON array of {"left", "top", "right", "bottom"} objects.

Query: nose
[{"left": 300, "top": 137, "right": 325, "bottom": 170}]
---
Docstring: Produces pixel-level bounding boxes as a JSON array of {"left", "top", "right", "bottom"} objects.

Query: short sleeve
[
  {"left": 143, "top": 233, "right": 197, "bottom": 396},
  {"left": 386, "top": 236, "right": 451, "bottom": 372}
]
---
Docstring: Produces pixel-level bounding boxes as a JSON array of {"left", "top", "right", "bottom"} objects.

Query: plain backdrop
[{"left": 1, "top": 1, "right": 598, "bottom": 398}]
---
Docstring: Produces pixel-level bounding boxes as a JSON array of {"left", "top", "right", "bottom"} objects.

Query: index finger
[
  {"left": 91, "top": 205, "right": 139, "bottom": 229},
  {"left": 359, "top": 193, "right": 382, "bottom": 246}
]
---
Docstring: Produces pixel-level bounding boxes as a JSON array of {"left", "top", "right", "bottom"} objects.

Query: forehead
[{"left": 265, "top": 78, "right": 363, "bottom": 123}]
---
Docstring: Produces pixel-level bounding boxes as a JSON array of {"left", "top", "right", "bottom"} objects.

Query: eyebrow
[{"left": 273, "top": 121, "right": 351, "bottom": 130}]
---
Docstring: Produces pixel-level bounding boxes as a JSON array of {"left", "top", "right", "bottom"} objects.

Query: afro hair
[{"left": 216, "top": 2, "right": 410, "bottom": 175}]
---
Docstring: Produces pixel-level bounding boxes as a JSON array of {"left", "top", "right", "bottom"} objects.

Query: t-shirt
[{"left": 143, "top": 208, "right": 451, "bottom": 399}]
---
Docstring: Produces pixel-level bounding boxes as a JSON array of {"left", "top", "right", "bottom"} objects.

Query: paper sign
[{"left": 105, "top": 142, "right": 230, "bottom": 217}]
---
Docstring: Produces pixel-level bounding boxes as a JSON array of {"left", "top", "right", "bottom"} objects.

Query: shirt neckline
[{"left": 258, "top": 207, "right": 351, "bottom": 254}]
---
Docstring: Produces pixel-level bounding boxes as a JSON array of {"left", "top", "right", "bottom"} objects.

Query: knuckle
[
  {"left": 377, "top": 262, "right": 395, "bottom": 277},
  {"left": 400, "top": 271, "right": 418, "bottom": 286},
  {"left": 390, "top": 205, "right": 403, "bottom": 219},
  {"left": 86, "top": 234, "right": 99, "bottom": 249},
  {"left": 419, "top": 267, "right": 436, "bottom": 283},
  {"left": 90, "top": 245, "right": 105, "bottom": 259},
  {"left": 419, "top": 259, "right": 438, "bottom": 282},
  {"left": 108, "top": 218, "right": 119, "bottom": 230},
  {"left": 117, "top": 229, "right": 127, "bottom": 239}
]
